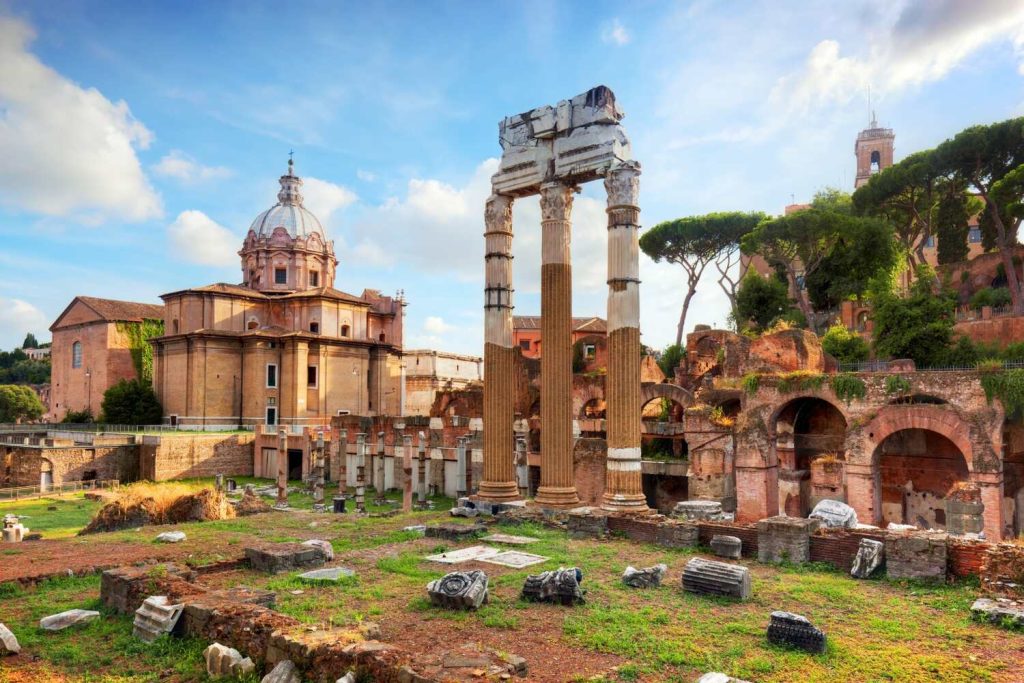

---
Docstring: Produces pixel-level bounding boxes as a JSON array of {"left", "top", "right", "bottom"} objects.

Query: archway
[
  {"left": 772, "top": 396, "right": 847, "bottom": 517},
  {"left": 641, "top": 395, "right": 688, "bottom": 459},
  {"left": 580, "top": 398, "right": 606, "bottom": 419},
  {"left": 873, "top": 429, "right": 969, "bottom": 530}
]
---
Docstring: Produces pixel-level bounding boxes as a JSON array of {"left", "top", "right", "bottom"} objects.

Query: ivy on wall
[
  {"left": 830, "top": 373, "right": 866, "bottom": 403},
  {"left": 116, "top": 318, "right": 165, "bottom": 384},
  {"left": 979, "top": 368, "right": 1024, "bottom": 419}
]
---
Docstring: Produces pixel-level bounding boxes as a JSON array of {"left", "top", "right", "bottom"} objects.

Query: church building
[{"left": 151, "top": 159, "right": 405, "bottom": 428}]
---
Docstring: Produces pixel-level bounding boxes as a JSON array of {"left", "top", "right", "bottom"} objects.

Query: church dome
[{"left": 249, "top": 159, "right": 325, "bottom": 239}]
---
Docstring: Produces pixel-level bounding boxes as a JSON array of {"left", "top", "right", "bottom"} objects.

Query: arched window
[
  {"left": 340, "top": 324, "right": 350, "bottom": 337},
  {"left": 378, "top": 332, "right": 386, "bottom": 342},
  {"left": 870, "top": 150, "right": 881, "bottom": 173},
  {"left": 247, "top": 319, "right": 259, "bottom": 330},
  {"left": 72, "top": 341, "right": 82, "bottom": 368},
  {"left": 172, "top": 319, "right": 179, "bottom": 334}
]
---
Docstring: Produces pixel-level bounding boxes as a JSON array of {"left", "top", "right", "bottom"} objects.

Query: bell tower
[{"left": 854, "top": 112, "right": 895, "bottom": 188}]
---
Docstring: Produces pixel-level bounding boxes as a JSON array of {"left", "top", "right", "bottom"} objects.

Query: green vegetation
[
  {"left": 735, "top": 271, "right": 798, "bottom": 333},
  {"left": 979, "top": 368, "right": 1024, "bottom": 419},
  {"left": 740, "top": 372, "right": 760, "bottom": 395},
  {"left": 116, "top": 318, "right": 164, "bottom": 384},
  {"left": 776, "top": 371, "right": 826, "bottom": 394},
  {"left": 871, "top": 265, "right": 958, "bottom": 368},
  {"left": 829, "top": 373, "right": 866, "bottom": 404},
  {"left": 884, "top": 375, "right": 912, "bottom": 396},
  {"left": 820, "top": 324, "right": 869, "bottom": 364},
  {"left": 0, "top": 346, "right": 50, "bottom": 385},
  {"left": 100, "top": 378, "right": 163, "bottom": 424},
  {"left": 969, "top": 286, "right": 1013, "bottom": 310},
  {"left": 657, "top": 343, "right": 684, "bottom": 377},
  {"left": 0, "top": 493, "right": 104, "bottom": 538},
  {"left": 0, "top": 383, "right": 44, "bottom": 422},
  {"left": 61, "top": 407, "right": 95, "bottom": 423}
]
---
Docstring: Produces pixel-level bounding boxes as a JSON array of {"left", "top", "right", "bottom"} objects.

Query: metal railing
[
  {"left": 838, "top": 360, "right": 1024, "bottom": 373},
  {"left": 0, "top": 423, "right": 255, "bottom": 435},
  {"left": 0, "top": 479, "right": 119, "bottom": 503}
]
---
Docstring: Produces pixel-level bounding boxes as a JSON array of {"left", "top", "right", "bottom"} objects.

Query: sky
[{"left": 2, "top": 0, "right": 1024, "bottom": 354}]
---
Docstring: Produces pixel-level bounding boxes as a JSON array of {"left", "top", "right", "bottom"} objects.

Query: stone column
[
  {"left": 276, "top": 429, "right": 288, "bottom": 508},
  {"left": 478, "top": 193, "right": 521, "bottom": 502},
  {"left": 336, "top": 428, "right": 348, "bottom": 496},
  {"left": 973, "top": 471, "right": 1006, "bottom": 540},
  {"left": 402, "top": 434, "right": 413, "bottom": 512},
  {"left": 313, "top": 430, "right": 325, "bottom": 511},
  {"left": 375, "top": 431, "right": 387, "bottom": 504},
  {"left": 534, "top": 182, "right": 580, "bottom": 509},
  {"left": 456, "top": 437, "right": 468, "bottom": 499},
  {"left": 601, "top": 162, "right": 648, "bottom": 512},
  {"left": 417, "top": 432, "right": 428, "bottom": 508},
  {"left": 355, "top": 432, "right": 367, "bottom": 513}
]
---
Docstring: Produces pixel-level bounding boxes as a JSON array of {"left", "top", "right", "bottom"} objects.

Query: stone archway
[
  {"left": 640, "top": 383, "right": 693, "bottom": 410},
  {"left": 769, "top": 395, "right": 848, "bottom": 517}
]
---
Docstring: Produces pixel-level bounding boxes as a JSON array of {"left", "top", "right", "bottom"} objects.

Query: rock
[
  {"left": 427, "top": 570, "right": 489, "bottom": 610},
  {"left": 155, "top": 531, "right": 186, "bottom": 543},
  {"left": 621, "top": 564, "right": 667, "bottom": 588},
  {"left": 887, "top": 523, "right": 917, "bottom": 532},
  {"left": 235, "top": 657, "right": 256, "bottom": 676},
  {"left": 336, "top": 674, "right": 356, "bottom": 683},
  {"left": 0, "top": 623, "right": 20, "bottom": 655},
  {"left": 246, "top": 543, "right": 327, "bottom": 574},
  {"left": 132, "top": 595, "right": 184, "bottom": 642},
  {"left": 710, "top": 534, "right": 742, "bottom": 559},
  {"left": 449, "top": 506, "right": 479, "bottom": 518},
  {"left": 425, "top": 523, "right": 485, "bottom": 541},
  {"left": 766, "top": 611, "right": 826, "bottom": 653},
  {"left": 808, "top": 500, "right": 857, "bottom": 529},
  {"left": 262, "top": 659, "right": 301, "bottom": 683},
  {"left": 298, "top": 567, "right": 354, "bottom": 583},
  {"left": 403, "top": 524, "right": 427, "bottom": 535},
  {"left": 698, "top": 674, "right": 753, "bottom": 683},
  {"left": 672, "top": 500, "right": 728, "bottom": 521},
  {"left": 681, "top": 558, "right": 751, "bottom": 601},
  {"left": 521, "top": 567, "right": 585, "bottom": 606},
  {"left": 301, "top": 539, "right": 334, "bottom": 561},
  {"left": 566, "top": 507, "right": 609, "bottom": 539},
  {"left": 971, "top": 597, "right": 1024, "bottom": 629},
  {"left": 204, "top": 642, "right": 247, "bottom": 678},
  {"left": 850, "top": 538, "right": 885, "bottom": 579},
  {"left": 39, "top": 609, "right": 101, "bottom": 631}
]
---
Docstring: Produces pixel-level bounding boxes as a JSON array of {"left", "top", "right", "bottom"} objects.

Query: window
[
  {"left": 969, "top": 227, "right": 982, "bottom": 243},
  {"left": 172, "top": 319, "right": 179, "bottom": 334},
  {"left": 266, "top": 363, "right": 277, "bottom": 388},
  {"left": 274, "top": 267, "right": 287, "bottom": 284},
  {"left": 340, "top": 324, "right": 350, "bottom": 337},
  {"left": 72, "top": 341, "right": 82, "bottom": 368},
  {"left": 379, "top": 332, "right": 386, "bottom": 342},
  {"left": 266, "top": 407, "right": 277, "bottom": 426},
  {"left": 307, "top": 365, "right": 318, "bottom": 387},
  {"left": 870, "top": 150, "right": 881, "bottom": 174},
  {"left": 519, "top": 340, "right": 531, "bottom": 350},
  {"left": 584, "top": 343, "right": 596, "bottom": 358},
  {"left": 309, "top": 271, "right": 319, "bottom": 287},
  {"left": 310, "top": 321, "right": 320, "bottom": 334},
  {"left": 247, "top": 319, "right": 259, "bottom": 330}
]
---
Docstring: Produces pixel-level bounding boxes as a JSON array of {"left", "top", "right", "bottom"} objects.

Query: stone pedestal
[
  {"left": 757, "top": 516, "right": 820, "bottom": 564},
  {"left": 885, "top": 531, "right": 947, "bottom": 582}
]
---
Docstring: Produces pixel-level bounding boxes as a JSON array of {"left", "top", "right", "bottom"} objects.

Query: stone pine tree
[
  {"left": 709, "top": 212, "right": 767, "bottom": 327},
  {"left": 934, "top": 182, "right": 972, "bottom": 265},
  {"left": 638, "top": 214, "right": 745, "bottom": 348},
  {"left": 21, "top": 333, "right": 38, "bottom": 349},
  {"left": 934, "top": 118, "right": 1024, "bottom": 312}
]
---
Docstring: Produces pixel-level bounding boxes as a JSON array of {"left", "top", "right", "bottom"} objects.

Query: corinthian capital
[
  {"left": 539, "top": 182, "right": 574, "bottom": 222},
  {"left": 484, "top": 193, "right": 514, "bottom": 234},
  {"left": 605, "top": 160, "right": 642, "bottom": 208}
]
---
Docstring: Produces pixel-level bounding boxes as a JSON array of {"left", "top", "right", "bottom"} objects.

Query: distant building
[
  {"left": 854, "top": 114, "right": 895, "bottom": 188},
  {"left": 403, "top": 349, "right": 482, "bottom": 416},
  {"left": 513, "top": 316, "right": 606, "bottom": 359},
  {"left": 22, "top": 347, "right": 50, "bottom": 361},
  {"left": 49, "top": 296, "right": 165, "bottom": 419}
]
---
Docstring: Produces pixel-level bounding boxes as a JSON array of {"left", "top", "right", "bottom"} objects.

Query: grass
[{"left": 0, "top": 493, "right": 103, "bottom": 538}]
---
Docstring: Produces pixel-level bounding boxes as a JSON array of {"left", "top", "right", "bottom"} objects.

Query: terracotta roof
[
  {"left": 77, "top": 296, "right": 164, "bottom": 322},
  {"left": 162, "top": 283, "right": 369, "bottom": 306},
  {"left": 513, "top": 316, "right": 607, "bottom": 333}
]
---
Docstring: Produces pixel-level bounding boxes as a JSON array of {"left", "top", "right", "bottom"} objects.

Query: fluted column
[
  {"left": 535, "top": 182, "right": 580, "bottom": 508},
  {"left": 602, "top": 161, "right": 648, "bottom": 512},
  {"left": 478, "top": 193, "right": 521, "bottom": 501}
]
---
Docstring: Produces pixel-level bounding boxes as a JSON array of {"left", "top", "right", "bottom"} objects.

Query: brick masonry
[{"left": 140, "top": 433, "right": 255, "bottom": 481}]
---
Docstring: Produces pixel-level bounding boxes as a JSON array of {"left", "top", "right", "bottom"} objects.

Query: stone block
[
  {"left": 522, "top": 567, "right": 586, "bottom": 605},
  {"left": 681, "top": 558, "right": 751, "bottom": 600},
  {"left": 204, "top": 642, "right": 252, "bottom": 679},
  {"left": 245, "top": 543, "right": 327, "bottom": 574},
  {"left": 885, "top": 531, "right": 948, "bottom": 582},
  {"left": 132, "top": 595, "right": 184, "bottom": 642},
  {"left": 262, "top": 659, "right": 301, "bottom": 683},
  {"left": 946, "top": 499, "right": 985, "bottom": 536},
  {"left": 0, "top": 623, "right": 20, "bottom": 655},
  {"left": 710, "top": 535, "right": 742, "bottom": 559},
  {"left": 766, "top": 611, "right": 826, "bottom": 653},
  {"left": 155, "top": 531, "right": 186, "bottom": 543},
  {"left": 850, "top": 538, "right": 885, "bottom": 579},
  {"left": 424, "top": 523, "right": 484, "bottom": 542},
  {"left": 301, "top": 539, "right": 334, "bottom": 561},
  {"left": 971, "top": 597, "right": 1024, "bottom": 629},
  {"left": 622, "top": 564, "right": 667, "bottom": 588},
  {"left": 757, "top": 516, "right": 820, "bottom": 564},
  {"left": 40, "top": 609, "right": 100, "bottom": 631},
  {"left": 299, "top": 567, "right": 354, "bottom": 583},
  {"left": 449, "top": 506, "right": 479, "bottom": 518},
  {"left": 426, "top": 570, "right": 489, "bottom": 610},
  {"left": 698, "top": 674, "right": 753, "bottom": 683},
  {"left": 808, "top": 499, "right": 857, "bottom": 529},
  {"left": 656, "top": 520, "right": 699, "bottom": 548},
  {"left": 566, "top": 508, "right": 608, "bottom": 539},
  {"left": 673, "top": 500, "right": 725, "bottom": 521},
  {"left": 101, "top": 563, "right": 197, "bottom": 615}
]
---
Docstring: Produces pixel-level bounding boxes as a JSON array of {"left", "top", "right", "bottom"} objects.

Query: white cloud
[
  {"left": 152, "top": 150, "right": 232, "bottom": 184},
  {"left": 601, "top": 18, "right": 631, "bottom": 46},
  {"left": 774, "top": 0, "right": 1024, "bottom": 111},
  {"left": 0, "top": 16, "right": 161, "bottom": 221},
  {"left": 357, "top": 169, "right": 377, "bottom": 182},
  {"left": 0, "top": 298, "right": 47, "bottom": 351},
  {"left": 303, "top": 177, "right": 358, "bottom": 227},
  {"left": 167, "top": 210, "right": 238, "bottom": 267},
  {"left": 423, "top": 316, "right": 452, "bottom": 334}
]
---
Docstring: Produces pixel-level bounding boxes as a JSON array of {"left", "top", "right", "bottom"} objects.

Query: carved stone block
[
  {"left": 766, "top": 611, "right": 826, "bottom": 653},
  {"left": 427, "top": 570, "right": 489, "bottom": 610},
  {"left": 521, "top": 567, "right": 585, "bottom": 605}
]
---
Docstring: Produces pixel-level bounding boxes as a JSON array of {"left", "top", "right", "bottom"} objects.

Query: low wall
[
  {"left": 1, "top": 444, "right": 138, "bottom": 487},
  {"left": 140, "top": 433, "right": 255, "bottom": 481}
]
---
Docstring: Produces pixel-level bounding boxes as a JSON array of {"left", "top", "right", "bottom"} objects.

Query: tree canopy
[
  {"left": 871, "top": 265, "right": 958, "bottom": 367},
  {"left": 100, "top": 379, "right": 163, "bottom": 425},
  {"left": 735, "top": 271, "right": 797, "bottom": 332},
  {"left": 0, "top": 385, "right": 44, "bottom": 423},
  {"left": 21, "top": 333, "right": 38, "bottom": 349}
]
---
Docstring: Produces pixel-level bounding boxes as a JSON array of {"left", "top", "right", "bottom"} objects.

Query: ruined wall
[
  {"left": 1, "top": 444, "right": 137, "bottom": 486},
  {"left": 140, "top": 433, "right": 255, "bottom": 481},
  {"left": 573, "top": 438, "right": 606, "bottom": 506}
]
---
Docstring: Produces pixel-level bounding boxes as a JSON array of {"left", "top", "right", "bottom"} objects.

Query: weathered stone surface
[
  {"left": 850, "top": 538, "right": 885, "bottom": 579},
  {"left": 809, "top": 499, "right": 858, "bottom": 529},
  {"left": 403, "top": 524, "right": 427, "bottom": 535},
  {"left": 132, "top": 595, "right": 184, "bottom": 642},
  {"left": 566, "top": 507, "right": 608, "bottom": 539},
  {"left": 427, "top": 570, "right": 489, "bottom": 610},
  {"left": 449, "top": 506, "right": 479, "bottom": 518},
  {"left": 101, "top": 563, "right": 198, "bottom": 614},
  {"left": 298, "top": 567, "right": 354, "bottom": 583},
  {"left": 480, "top": 550, "right": 548, "bottom": 568},
  {"left": 301, "top": 539, "right": 334, "bottom": 561},
  {"left": 697, "top": 674, "right": 753, "bottom": 683},
  {"left": 656, "top": 520, "right": 699, "bottom": 548},
  {"left": 681, "top": 558, "right": 751, "bottom": 600},
  {"left": 710, "top": 534, "right": 742, "bottom": 559},
  {"left": 246, "top": 543, "right": 327, "bottom": 574},
  {"left": 885, "top": 531, "right": 947, "bottom": 582},
  {"left": 673, "top": 500, "right": 726, "bottom": 521},
  {"left": 757, "top": 516, "right": 820, "bottom": 564},
  {"left": 262, "top": 659, "right": 301, "bottom": 683},
  {"left": 155, "top": 531, "right": 186, "bottom": 543},
  {"left": 204, "top": 642, "right": 253, "bottom": 678},
  {"left": 336, "top": 673, "right": 356, "bottom": 683},
  {"left": 39, "top": 609, "right": 101, "bottom": 631},
  {"left": 766, "top": 611, "right": 826, "bottom": 653},
  {"left": 0, "top": 623, "right": 20, "bottom": 655},
  {"left": 481, "top": 533, "right": 539, "bottom": 545},
  {"left": 946, "top": 494, "right": 985, "bottom": 536},
  {"left": 425, "top": 545, "right": 500, "bottom": 564},
  {"left": 971, "top": 597, "right": 1024, "bottom": 629},
  {"left": 622, "top": 563, "right": 667, "bottom": 588},
  {"left": 522, "top": 567, "right": 586, "bottom": 605},
  {"left": 424, "top": 523, "right": 484, "bottom": 541}
]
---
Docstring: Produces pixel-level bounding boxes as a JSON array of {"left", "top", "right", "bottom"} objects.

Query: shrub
[
  {"left": 0, "top": 384, "right": 44, "bottom": 423},
  {"left": 980, "top": 369, "right": 1024, "bottom": 418},
  {"left": 884, "top": 375, "right": 912, "bottom": 396},
  {"left": 821, "top": 324, "right": 869, "bottom": 364},
  {"left": 100, "top": 379, "right": 162, "bottom": 425},
  {"left": 830, "top": 373, "right": 866, "bottom": 403},
  {"left": 741, "top": 373, "right": 760, "bottom": 395},
  {"left": 61, "top": 408, "right": 94, "bottom": 424},
  {"left": 969, "top": 287, "right": 1012, "bottom": 310},
  {"left": 777, "top": 371, "right": 826, "bottom": 394}
]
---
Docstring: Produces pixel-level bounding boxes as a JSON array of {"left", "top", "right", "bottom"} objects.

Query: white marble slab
[
  {"left": 480, "top": 551, "right": 548, "bottom": 568},
  {"left": 424, "top": 545, "right": 501, "bottom": 564}
]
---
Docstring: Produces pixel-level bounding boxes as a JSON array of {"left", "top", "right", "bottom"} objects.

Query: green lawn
[{"left": 0, "top": 493, "right": 103, "bottom": 539}]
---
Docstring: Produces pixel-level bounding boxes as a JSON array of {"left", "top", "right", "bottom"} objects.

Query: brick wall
[
  {"left": 697, "top": 522, "right": 759, "bottom": 558},
  {"left": 140, "top": 433, "right": 255, "bottom": 481},
  {"left": 574, "top": 438, "right": 606, "bottom": 506},
  {"left": 1, "top": 445, "right": 137, "bottom": 486}
]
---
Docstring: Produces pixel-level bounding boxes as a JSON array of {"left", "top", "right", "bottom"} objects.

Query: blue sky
[{"left": 2, "top": 0, "right": 1024, "bottom": 353}]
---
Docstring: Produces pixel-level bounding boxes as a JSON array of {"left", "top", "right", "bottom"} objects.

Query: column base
[
  {"left": 601, "top": 493, "right": 650, "bottom": 514},
  {"left": 533, "top": 486, "right": 581, "bottom": 509},
  {"left": 475, "top": 480, "right": 521, "bottom": 503}
]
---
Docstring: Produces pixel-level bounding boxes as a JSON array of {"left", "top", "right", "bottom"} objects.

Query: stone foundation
[
  {"left": 885, "top": 531, "right": 948, "bottom": 582},
  {"left": 756, "top": 516, "right": 820, "bottom": 564}
]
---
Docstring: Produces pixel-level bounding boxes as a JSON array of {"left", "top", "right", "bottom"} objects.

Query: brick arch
[
  {"left": 864, "top": 404, "right": 975, "bottom": 472},
  {"left": 640, "top": 383, "right": 693, "bottom": 411},
  {"left": 573, "top": 383, "right": 605, "bottom": 419},
  {"left": 767, "top": 394, "right": 848, "bottom": 438}
]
